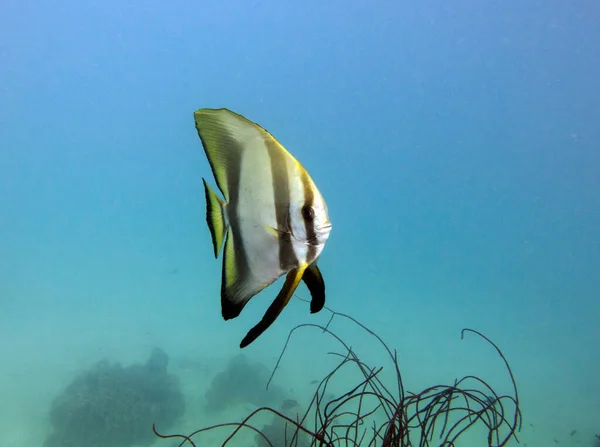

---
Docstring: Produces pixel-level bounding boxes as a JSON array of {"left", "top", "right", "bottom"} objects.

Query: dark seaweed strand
[
  {"left": 318, "top": 363, "right": 388, "bottom": 444},
  {"left": 278, "top": 301, "right": 404, "bottom": 435},
  {"left": 435, "top": 397, "right": 506, "bottom": 446},
  {"left": 154, "top": 407, "right": 328, "bottom": 447},
  {"left": 351, "top": 369, "right": 378, "bottom": 443},
  {"left": 312, "top": 354, "right": 352, "bottom": 443},
  {"left": 432, "top": 391, "right": 480, "bottom": 444},
  {"left": 402, "top": 383, "right": 513, "bottom": 447},
  {"left": 373, "top": 325, "right": 521, "bottom": 447},
  {"left": 453, "top": 377, "right": 498, "bottom": 429},
  {"left": 339, "top": 371, "right": 373, "bottom": 444},
  {"left": 316, "top": 354, "right": 397, "bottom": 446},
  {"left": 414, "top": 390, "right": 461, "bottom": 447},
  {"left": 154, "top": 418, "right": 273, "bottom": 447},
  {"left": 308, "top": 318, "right": 402, "bottom": 420},
  {"left": 268, "top": 321, "right": 399, "bottom": 425},
  {"left": 454, "top": 383, "right": 507, "bottom": 431},
  {"left": 428, "top": 389, "right": 463, "bottom": 442},
  {"left": 454, "top": 390, "right": 518, "bottom": 445},
  {"left": 301, "top": 352, "right": 359, "bottom": 445},
  {"left": 220, "top": 407, "right": 330, "bottom": 446},
  {"left": 303, "top": 344, "right": 397, "bottom": 446},
  {"left": 438, "top": 384, "right": 457, "bottom": 437},
  {"left": 282, "top": 409, "right": 304, "bottom": 447},
  {"left": 328, "top": 397, "right": 376, "bottom": 443},
  {"left": 461, "top": 328, "right": 522, "bottom": 442},
  {"left": 393, "top": 335, "right": 519, "bottom": 446},
  {"left": 311, "top": 367, "right": 337, "bottom": 441},
  {"left": 153, "top": 424, "right": 196, "bottom": 447},
  {"left": 322, "top": 366, "right": 382, "bottom": 417},
  {"left": 304, "top": 349, "right": 354, "bottom": 443},
  {"left": 416, "top": 388, "right": 455, "bottom": 442},
  {"left": 325, "top": 346, "right": 399, "bottom": 429},
  {"left": 155, "top": 303, "right": 520, "bottom": 447},
  {"left": 445, "top": 404, "right": 498, "bottom": 446},
  {"left": 441, "top": 383, "right": 501, "bottom": 443},
  {"left": 419, "top": 388, "right": 514, "bottom": 444},
  {"left": 297, "top": 295, "right": 406, "bottom": 402}
]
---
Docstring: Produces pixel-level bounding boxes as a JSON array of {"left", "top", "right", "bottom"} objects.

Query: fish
[{"left": 194, "top": 108, "right": 332, "bottom": 348}]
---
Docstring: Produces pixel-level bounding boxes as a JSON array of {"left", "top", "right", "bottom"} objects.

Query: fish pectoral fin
[
  {"left": 203, "top": 178, "right": 228, "bottom": 258},
  {"left": 302, "top": 263, "right": 326, "bottom": 314},
  {"left": 240, "top": 265, "right": 307, "bottom": 348},
  {"left": 264, "top": 225, "right": 288, "bottom": 240}
]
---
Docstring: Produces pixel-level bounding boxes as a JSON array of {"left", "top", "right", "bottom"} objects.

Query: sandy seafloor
[{"left": 1, "top": 286, "right": 598, "bottom": 447}]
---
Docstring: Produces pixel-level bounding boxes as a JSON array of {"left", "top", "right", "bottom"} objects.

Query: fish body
[{"left": 194, "top": 108, "right": 332, "bottom": 347}]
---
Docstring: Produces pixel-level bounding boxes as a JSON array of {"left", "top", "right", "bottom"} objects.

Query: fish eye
[{"left": 301, "top": 205, "right": 315, "bottom": 220}]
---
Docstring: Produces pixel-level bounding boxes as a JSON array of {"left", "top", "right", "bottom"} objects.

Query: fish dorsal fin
[{"left": 194, "top": 108, "right": 292, "bottom": 202}]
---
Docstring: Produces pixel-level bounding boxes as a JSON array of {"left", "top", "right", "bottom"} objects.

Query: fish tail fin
[{"left": 203, "top": 178, "right": 228, "bottom": 258}]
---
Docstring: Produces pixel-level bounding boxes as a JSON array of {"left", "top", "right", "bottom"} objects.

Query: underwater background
[{"left": 1, "top": 0, "right": 599, "bottom": 446}]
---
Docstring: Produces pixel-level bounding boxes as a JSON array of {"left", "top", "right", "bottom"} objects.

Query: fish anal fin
[
  {"left": 220, "top": 230, "right": 247, "bottom": 320},
  {"left": 302, "top": 263, "right": 326, "bottom": 314},
  {"left": 203, "top": 178, "right": 228, "bottom": 258},
  {"left": 221, "top": 289, "right": 245, "bottom": 321},
  {"left": 220, "top": 229, "right": 279, "bottom": 321},
  {"left": 240, "top": 265, "right": 307, "bottom": 348}
]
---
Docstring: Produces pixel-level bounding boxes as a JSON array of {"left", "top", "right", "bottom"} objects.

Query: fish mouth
[{"left": 305, "top": 225, "right": 332, "bottom": 246}]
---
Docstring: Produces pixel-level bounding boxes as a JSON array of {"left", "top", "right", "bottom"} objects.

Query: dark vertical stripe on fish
[
  {"left": 300, "top": 170, "right": 318, "bottom": 264},
  {"left": 265, "top": 139, "right": 298, "bottom": 270},
  {"left": 209, "top": 129, "right": 250, "bottom": 298}
]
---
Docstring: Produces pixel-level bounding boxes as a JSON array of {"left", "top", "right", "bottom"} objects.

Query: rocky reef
[
  {"left": 256, "top": 399, "right": 309, "bottom": 447},
  {"left": 205, "top": 353, "right": 285, "bottom": 412},
  {"left": 44, "top": 347, "right": 184, "bottom": 447}
]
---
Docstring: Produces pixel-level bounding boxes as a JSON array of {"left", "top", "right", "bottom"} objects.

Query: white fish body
[{"left": 194, "top": 108, "right": 332, "bottom": 347}]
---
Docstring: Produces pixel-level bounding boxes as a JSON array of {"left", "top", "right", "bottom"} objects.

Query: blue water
[{"left": 1, "top": 0, "right": 599, "bottom": 445}]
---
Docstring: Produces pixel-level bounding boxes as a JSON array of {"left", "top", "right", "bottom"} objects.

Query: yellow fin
[
  {"left": 220, "top": 228, "right": 279, "bottom": 321},
  {"left": 194, "top": 108, "right": 274, "bottom": 203},
  {"left": 264, "top": 224, "right": 287, "bottom": 240},
  {"left": 222, "top": 229, "right": 235, "bottom": 287},
  {"left": 240, "top": 264, "right": 308, "bottom": 348},
  {"left": 203, "top": 178, "right": 228, "bottom": 258}
]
